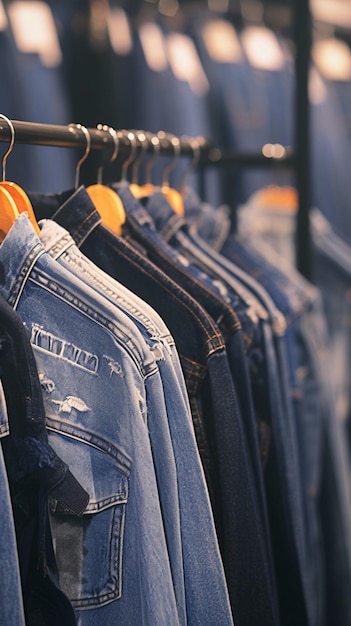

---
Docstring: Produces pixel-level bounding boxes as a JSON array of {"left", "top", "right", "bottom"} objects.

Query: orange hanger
[
  {"left": 0, "top": 186, "right": 19, "bottom": 242},
  {"left": 87, "top": 184, "right": 126, "bottom": 235},
  {"left": 130, "top": 132, "right": 161, "bottom": 200},
  {"left": 0, "top": 114, "right": 40, "bottom": 235},
  {"left": 86, "top": 125, "right": 126, "bottom": 236},
  {"left": 0, "top": 181, "right": 40, "bottom": 234},
  {"left": 161, "top": 185, "right": 184, "bottom": 216},
  {"left": 255, "top": 185, "right": 298, "bottom": 214},
  {"left": 131, "top": 130, "right": 185, "bottom": 215},
  {"left": 129, "top": 130, "right": 150, "bottom": 199},
  {"left": 69, "top": 123, "right": 126, "bottom": 236}
]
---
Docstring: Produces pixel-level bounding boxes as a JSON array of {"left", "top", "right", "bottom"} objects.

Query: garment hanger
[
  {"left": 130, "top": 132, "right": 161, "bottom": 199},
  {"left": 0, "top": 114, "right": 40, "bottom": 236},
  {"left": 129, "top": 130, "right": 149, "bottom": 199},
  {"left": 0, "top": 115, "right": 18, "bottom": 240},
  {"left": 0, "top": 185, "right": 18, "bottom": 242},
  {"left": 119, "top": 130, "right": 138, "bottom": 186},
  {"left": 180, "top": 136, "right": 201, "bottom": 198},
  {"left": 160, "top": 132, "right": 184, "bottom": 216},
  {"left": 129, "top": 130, "right": 184, "bottom": 215},
  {"left": 85, "top": 124, "right": 126, "bottom": 235},
  {"left": 143, "top": 134, "right": 161, "bottom": 194},
  {"left": 69, "top": 123, "right": 126, "bottom": 236}
]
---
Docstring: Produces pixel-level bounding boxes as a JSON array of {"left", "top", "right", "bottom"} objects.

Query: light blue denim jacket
[
  {"left": 0, "top": 214, "right": 184, "bottom": 625},
  {"left": 38, "top": 216, "right": 233, "bottom": 626},
  {"left": 39, "top": 215, "right": 189, "bottom": 405}
]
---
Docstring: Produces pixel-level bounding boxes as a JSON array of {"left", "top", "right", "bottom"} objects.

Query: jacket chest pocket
[{"left": 47, "top": 424, "right": 132, "bottom": 609}]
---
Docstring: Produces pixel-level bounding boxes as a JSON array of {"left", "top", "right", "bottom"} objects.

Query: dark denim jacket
[{"left": 0, "top": 294, "right": 88, "bottom": 625}]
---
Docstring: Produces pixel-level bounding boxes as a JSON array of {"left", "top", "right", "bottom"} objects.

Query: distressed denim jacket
[
  {"left": 38, "top": 216, "right": 234, "bottom": 626},
  {"left": 0, "top": 214, "right": 186, "bottom": 625}
]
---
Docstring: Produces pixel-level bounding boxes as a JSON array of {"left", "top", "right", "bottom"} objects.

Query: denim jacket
[
  {"left": 0, "top": 214, "right": 186, "bottom": 625},
  {"left": 38, "top": 216, "right": 234, "bottom": 626}
]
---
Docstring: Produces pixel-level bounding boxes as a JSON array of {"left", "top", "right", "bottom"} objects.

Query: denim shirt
[
  {"left": 38, "top": 217, "right": 235, "bottom": 626},
  {"left": 0, "top": 214, "right": 189, "bottom": 626}
]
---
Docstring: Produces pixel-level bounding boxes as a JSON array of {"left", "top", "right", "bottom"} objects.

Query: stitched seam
[
  {"left": 72, "top": 209, "right": 100, "bottom": 243},
  {"left": 28, "top": 272, "right": 155, "bottom": 378},
  {"left": 98, "top": 231, "right": 225, "bottom": 350},
  {"left": 139, "top": 233, "right": 242, "bottom": 328},
  {"left": 158, "top": 248, "right": 239, "bottom": 321}
]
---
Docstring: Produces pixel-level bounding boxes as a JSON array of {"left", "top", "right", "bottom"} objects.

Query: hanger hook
[
  {"left": 180, "top": 136, "right": 201, "bottom": 196},
  {"left": 131, "top": 131, "right": 149, "bottom": 185},
  {"left": 118, "top": 131, "right": 137, "bottom": 183},
  {"left": 159, "top": 132, "right": 181, "bottom": 187},
  {"left": 145, "top": 133, "right": 160, "bottom": 185},
  {"left": 0, "top": 114, "right": 15, "bottom": 182},
  {"left": 96, "top": 125, "right": 119, "bottom": 184},
  {"left": 68, "top": 123, "right": 91, "bottom": 190}
]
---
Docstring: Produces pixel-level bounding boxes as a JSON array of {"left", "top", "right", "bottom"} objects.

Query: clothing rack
[
  {"left": 0, "top": 113, "right": 308, "bottom": 268},
  {"left": 0, "top": 119, "right": 294, "bottom": 167},
  {"left": 0, "top": 140, "right": 308, "bottom": 273},
  {"left": 0, "top": 0, "right": 312, "bottom": 278}
]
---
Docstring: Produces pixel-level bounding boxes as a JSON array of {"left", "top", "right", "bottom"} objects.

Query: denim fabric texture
[
  {"left": 38, "top": 216, "right": 188, "bottom": 403},
  {"left": 0, "top": 412, "right": 25, "bottom": 626},
  {"left": 142, "top": 185, "right": 315, "bottom": 625},
  {"left": 51, "top": 191, "right": 255, "bottom": 623},
  {"left": 27, "top": 190, "right": 235, "bottom": 625},
  {"left": 38, "top": 216, "right": 234, "bottom": 626},
  {"left": 236, "top": 200, "right": 351, "bottom": 626},
  {"left": 0, "top": 214, "right": 198, "bottom": 625},
  {"left": 0, "top": 294, "right": 86, "bottom": 625},
  {"left": 111, "top": 182, "right": 280, "bottom": 625},
  {"left": 140, "top": 186, "right": 313, "bottom": 624},
  {"left": 28, "top": 188, "right": 227, "bottom": 504},
  {"left": 38, "top": 218, "right": 189, "bottom": 624}
]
